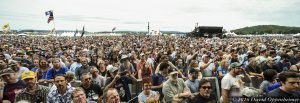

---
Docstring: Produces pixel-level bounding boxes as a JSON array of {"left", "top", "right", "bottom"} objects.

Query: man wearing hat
[
  {"left": 104, "top": 66, "right": 137, "bottom": 102},
  {"left": 15, "top": 71, "right": 50, "bottom": 103},
  {"left": 162, "top": 71, "right": 191, "bottom": 103},
  {"left": 184, "top": 68, "right": 201, "bottom": 93},
  {"left": 221, "top": 62, "right": 251, "bottom": 103},
  {"left": 118, "top": 54, "right": 135, "bottom": 75},
  {"left": 199, "top": 54, "right": 216, "bottom": 77},
  {"left": 9, "top": 60, "right": 29, "bottom": 80},
  {"left": 261, "top": 57, "right": 279, "bottom": 72},
  {"left": 0, "top": 68, "right": 26, "bottom": 103}
]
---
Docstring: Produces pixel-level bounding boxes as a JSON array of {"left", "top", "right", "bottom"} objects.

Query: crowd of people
[{"left": 0, "top": 35, "right": 299, "bottom": 103}]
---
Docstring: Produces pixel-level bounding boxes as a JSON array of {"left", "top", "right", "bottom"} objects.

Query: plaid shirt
[
  {"left": 47, "top": 85, "right": 74, "bottom": 103},
  {"left": 15, "top": 85, "right": 50, "bottom": 103}
]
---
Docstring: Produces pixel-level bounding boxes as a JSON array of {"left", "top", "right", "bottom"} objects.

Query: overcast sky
[{"left": 1, "top": 0, "right": 300, "bottom": 32}]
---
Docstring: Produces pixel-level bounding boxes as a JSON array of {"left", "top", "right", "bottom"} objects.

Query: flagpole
[
  {"left": 147, "top": 22, "right": 150, "bottom": 35},
  {"left": 52, "top": 10, "right": 57, "bottom": 36}
]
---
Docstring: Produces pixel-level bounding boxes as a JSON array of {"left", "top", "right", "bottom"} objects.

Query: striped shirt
[{"left": 15, "top": 85, "right": 50, "bottom": 103}]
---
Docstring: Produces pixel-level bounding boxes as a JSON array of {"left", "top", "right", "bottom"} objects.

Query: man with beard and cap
[
  {"left": 199, "top": 54, "right": 217, "bottom": 77},
  {"left": 221, "top": 62, "right": 251, "bottom": 103},
  {"left": 9, "top": 60, "right": 29, "bottom": 80},
  {"left": 71, "top": 88, "right": 97, "bottom": 103},
  {"left": 185, "top": 68, "right": 201, "bottom": 93},
  {"left": 75, "top": 57, "right": 91, "bottom": 80},
  {"left": 47, "top": 74, "right": 74, "bottom": 103},
  {"left": 90, "top": 66, "right": 105, "bottom": 89},
  {"left": 118, "top": 54, "right": 135, "bottom": 75},
  {"left": 80, "top": 72, "right": 103, "bottom": 102},
  {"left": 188, "top": 79, "right": 216, "bottom": 103},
  {"left": 162, "top": 71, "right": 191, "bottom": 103},
  {"left": 0, "top": 68, "right": 26, "bottom": 103},
  {"left": 15, "top": 71, "right": 50, "bottom": 103}
]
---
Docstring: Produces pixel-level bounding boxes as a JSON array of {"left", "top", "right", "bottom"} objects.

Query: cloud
[{"left": 1, "top": 0, "right": 300, "bottom": 32}]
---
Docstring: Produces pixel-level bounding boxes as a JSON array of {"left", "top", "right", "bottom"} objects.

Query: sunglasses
[
  {"left": 84, "top": 78, "right": 91, "bottom": 81},
  {"left": 201, "top": 86, "right": 211, "bottom": 90}
]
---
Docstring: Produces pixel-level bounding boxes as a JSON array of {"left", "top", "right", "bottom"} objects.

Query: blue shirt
[
  {"left": 185, "top": 79, "right": 200, "bottom": 93},
  {"left": 31, "top": 67, "right": 38, "bottom": 72},
  {"left": 217, "top": 66, "right": 228, "bottom": 76},
  {"left": 151, "top": 73, "right": 166, "bottom": 100},
  {"left": 46, "top": 67, "right": 69, "bottom": 79}
]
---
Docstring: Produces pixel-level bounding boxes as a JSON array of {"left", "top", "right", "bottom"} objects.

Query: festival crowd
[{"left": 0, "top": 35, "right": 299, "bottom": 103}]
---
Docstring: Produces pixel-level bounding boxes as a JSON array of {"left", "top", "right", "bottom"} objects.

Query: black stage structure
[{"left": 188, "top": 26, "right": 224, "bottom": 38}]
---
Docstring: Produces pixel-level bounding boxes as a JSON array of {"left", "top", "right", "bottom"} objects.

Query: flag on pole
[
  {"left": 45, "top": 10, "right": 54, "bottom": 23},
  {"left": 2, "top": 23, "right": 10, "bottom": 34},
  {"left": 112, "top": 27, "right": 116, "bottom": 32},
  {"left": 74, "top": 29, "right": 78, "bottom": 37},
  {"left": 81, "top": 26, "right": 85, "bottom": 37}
]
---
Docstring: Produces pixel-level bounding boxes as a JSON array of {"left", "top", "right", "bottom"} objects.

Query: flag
[
  {"left": 112, "top": 27, "right": 116, "bottom": 32},
  {"left": 74, "top": 29, "right": 78, "bottom": 37},
  {"left": 81, "top": 26, "right": 85, "bottom": 37},
  {"left": 2, "top": 23, "right": 10, "bottom": 33},
  {"left": 45, "top": 10, "right": 54, "bottom": 23}
]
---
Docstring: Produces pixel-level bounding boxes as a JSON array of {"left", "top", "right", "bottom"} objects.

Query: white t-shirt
[
  {"left": 138, "top": 91, "right": 158, "bottom": 103},
  {"left": 199, "top": 61, "right": 215, "bottom": 77},
  {"left": 221, "top": 73, "right": 243, "bottom": 98}
]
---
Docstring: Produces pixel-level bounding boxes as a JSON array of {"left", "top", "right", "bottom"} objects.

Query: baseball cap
[
  {"left": 266, "top": 57, "right": 276, "bottom": 62},
  {"left": 8, "top": 60, "right": 18, "bottom": 66},
  {"left": 202, "top": 54, "right": 209, "bottom": 59},
  {"left": 169, "top": 71, "right": 178, "bottom": 76},
  {"left": 108, "top": 67, "right": 119, "bottom": 73},
  {"left": 189, "top": 68, "right": 199, "bottom": 74},
  {"left": 120, "top": 55, "right": 129, "bottom": 61},
  {"left": 0, "top": 68, "right": 15, "bottom": 77},
  {"left": 21, "top": 71, "right": 36, "bottom": 80},
  {"left": 230, "top": 62, "right": 241, "bottom": 68}
]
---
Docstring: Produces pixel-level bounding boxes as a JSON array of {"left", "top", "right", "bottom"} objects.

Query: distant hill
[{"left": 231, "top": 25, "right": 300, "bottom": 35}]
